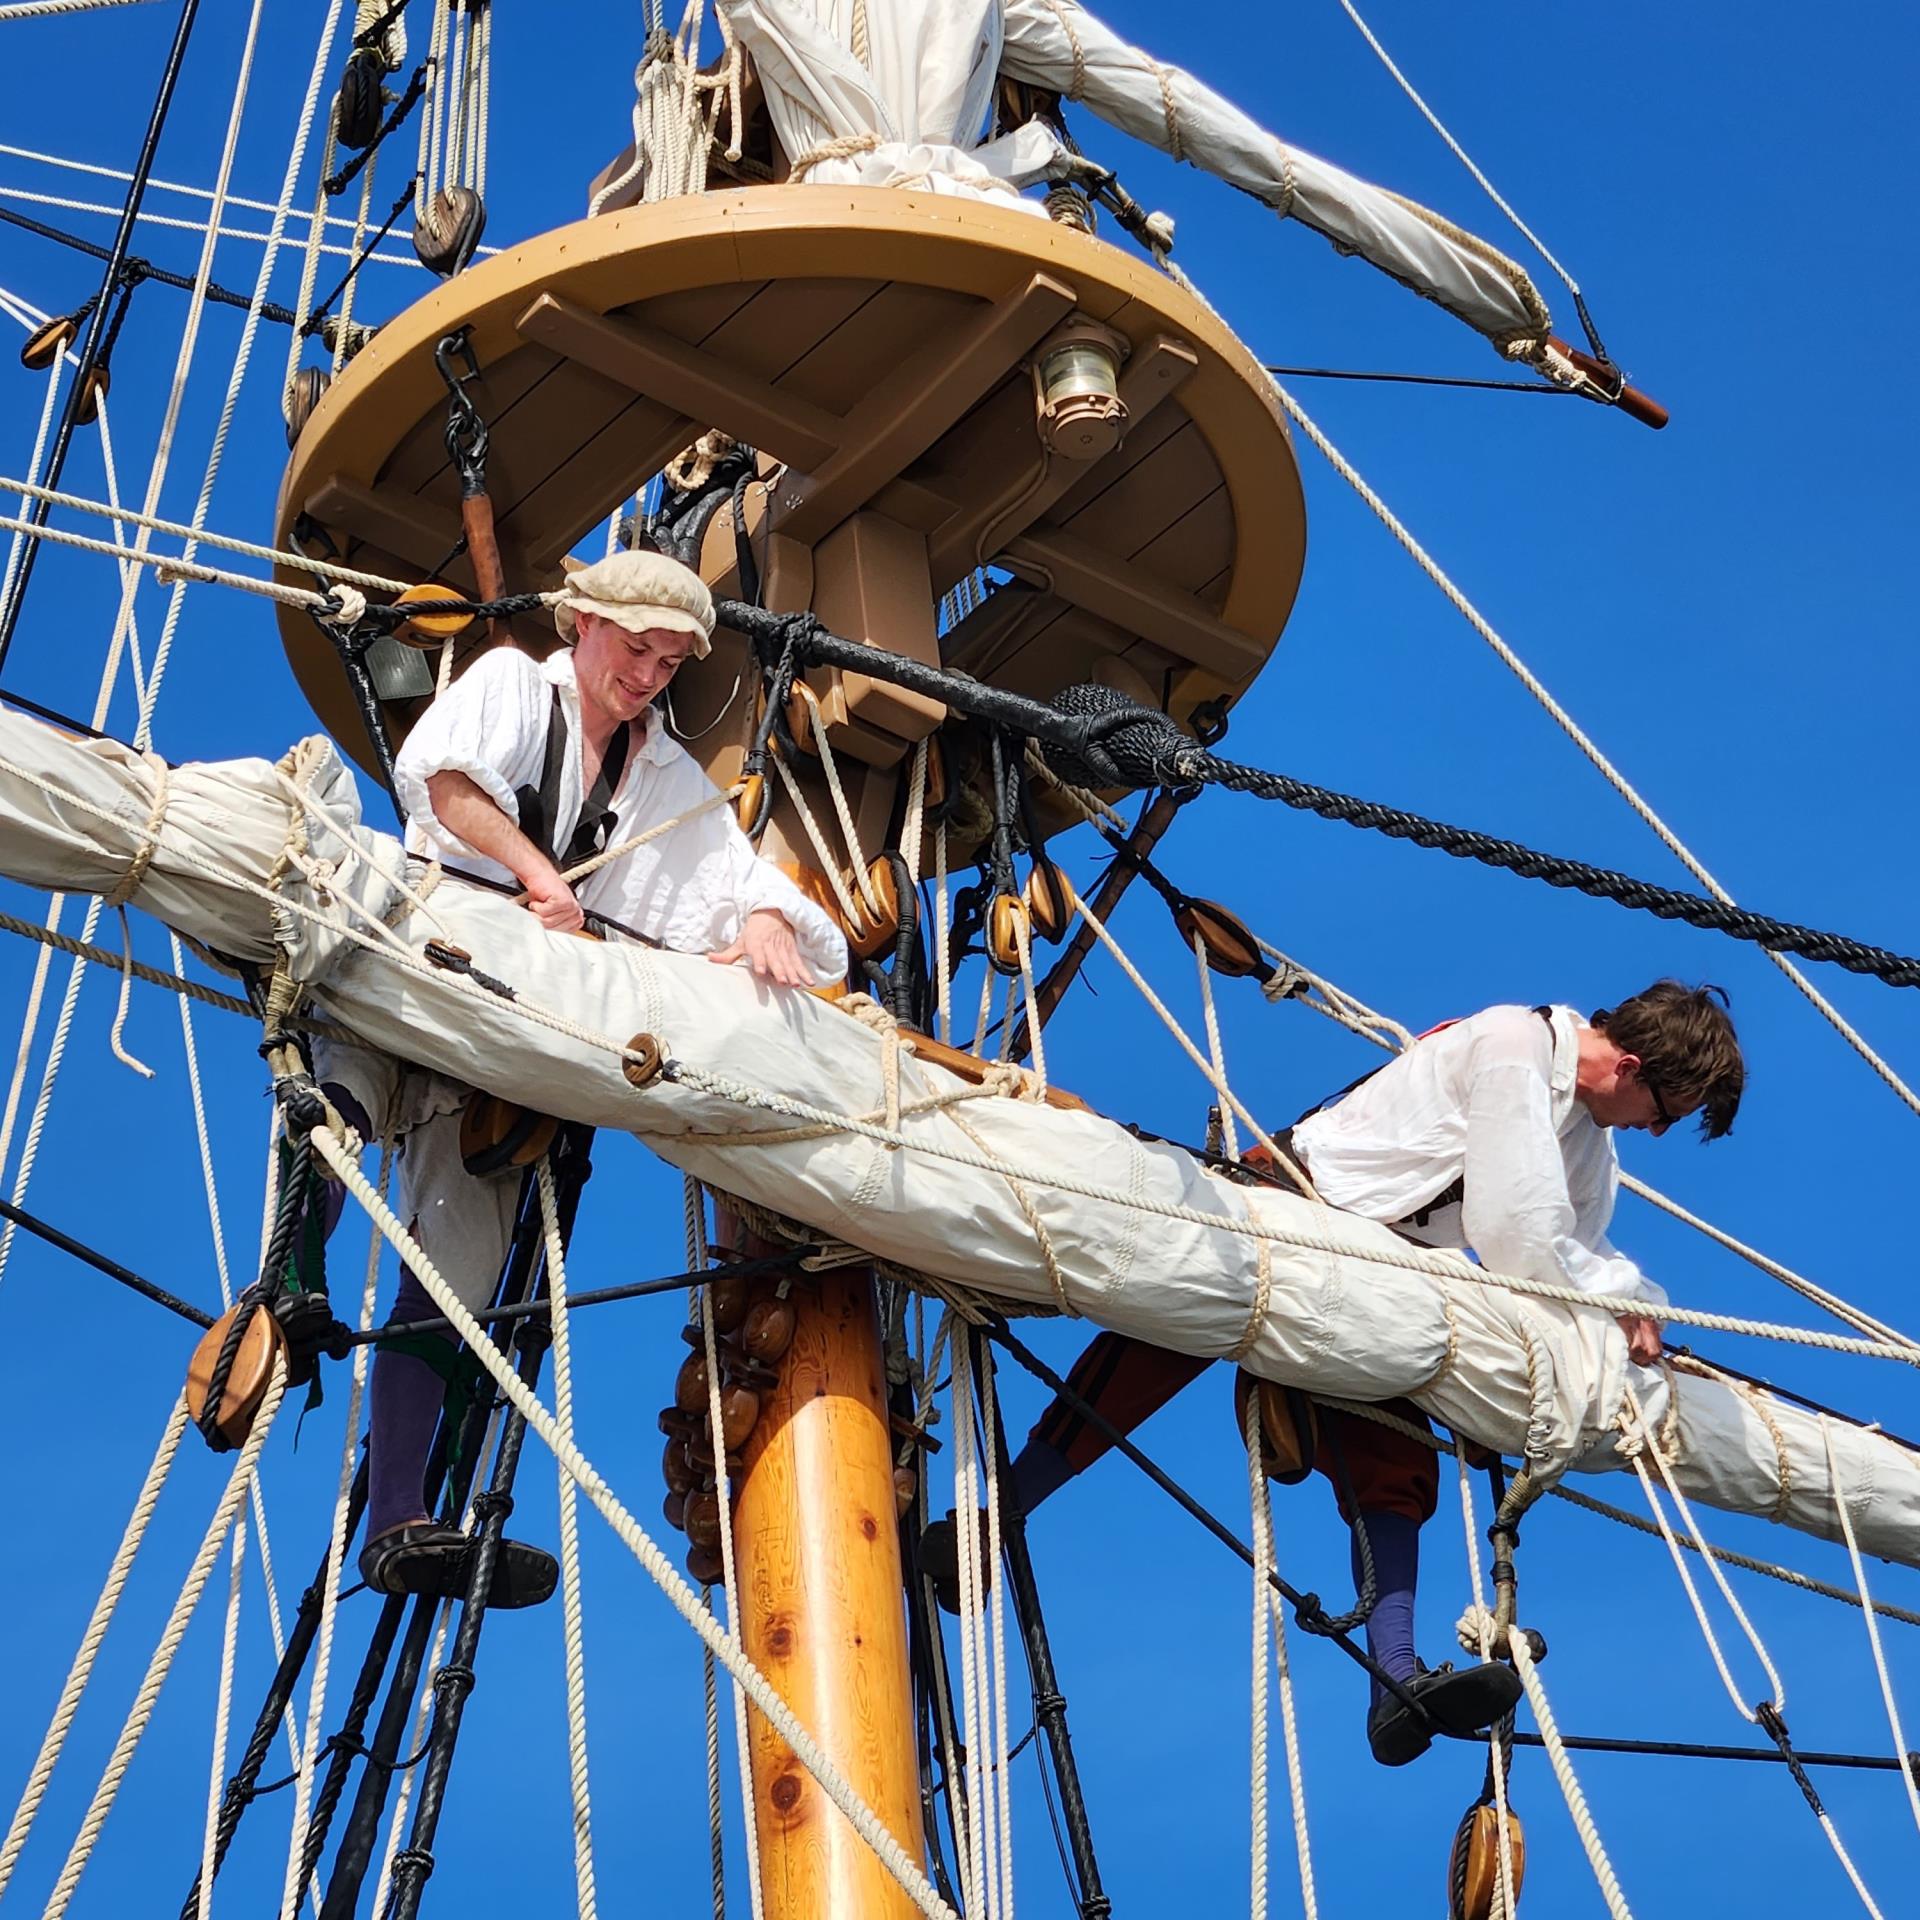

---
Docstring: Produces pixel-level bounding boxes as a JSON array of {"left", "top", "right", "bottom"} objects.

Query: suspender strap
[{"left": 509, "top": 686, "right": 633, "bottom": 873}]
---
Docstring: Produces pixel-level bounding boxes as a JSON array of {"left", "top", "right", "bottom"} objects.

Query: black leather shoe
[
  {"left": 358, "top": 1523, "right": 559, "bottom": 1610},
  {"left": 1367, "top": 1662, "right": 1523, "bottom": 1767}
]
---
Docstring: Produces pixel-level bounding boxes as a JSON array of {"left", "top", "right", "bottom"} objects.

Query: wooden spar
[{"left": 722, "top": 1231, "right": 926, "bottom": 1917}]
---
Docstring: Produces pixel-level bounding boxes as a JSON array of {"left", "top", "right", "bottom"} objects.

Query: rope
[
  {"left": 311, "top": 1125, "right": 957, "bottom": 1920},
  {"left": 538, "top": 1157, "right": 601, "bottom": 1920},
  {"left": 1244, "top": 1388, "right": 1271, "bottom": 1920},
  {"left": 1821, "top": 1418, "right": 1920, "bottom": 1837},
  {"left": 1504, "top": 1622, "right": 1634, "bottom": 1920},
  {"left": 1450, "top": 1447, "right": 1519, "bottom": 1920},
  {"left": 198, "top": 1514, "right": 247, "bottom": 1920},
  {"left": 1332, "top": 0, "right": 1585, "bottom": 305},
  {"left": 0, "top": 0, "right": 155, "bottom": 20},
  {"left": 950, "top": 1331, "right": 991, "bottom": 1917},
  {"left": 0, "top": 1394, "right": 190, "bottom": 1895},
  {"left": 41, "top": 1361, "right": 289, "bottom": 1920},
  {"left": 793, "top": 682, "right": 883, "bottom": 918},
  {"left": 276, "top": 1143, "right": 385, "bottom": 1920},
  {"left": 0, "top": 901, "right": 256, "bottom": 1017},
  {"left": 1195, "top": 928, "right": 1238, "bottom": 1161},
  {"left": 689, "top": 1179, "right": 763, "bottom": 1920},
  {"left": 980, "top": 1348, "right": 1015, "bottom": 1920},
  {"left": 1618, "top": 1388, "right": 1783, "bottom": 1724},
  {"left": 935, "top": 819, "right": 953, "bottom": 1045}
]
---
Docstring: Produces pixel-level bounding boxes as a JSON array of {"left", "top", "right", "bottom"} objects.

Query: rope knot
[
  {"left": 1456, "top": 1601, "right": 1508, "bottom": 1659},
  {"left": 319, "top": 584, "right": 369, "bottom": 630}
]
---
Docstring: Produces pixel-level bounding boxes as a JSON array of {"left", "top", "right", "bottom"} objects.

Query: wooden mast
[{"left": 723, "top": 1240, "right": 925, "bottom": 1916}]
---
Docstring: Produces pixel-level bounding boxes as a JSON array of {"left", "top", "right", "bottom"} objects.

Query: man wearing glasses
[{"left": 929, "top": 980, "right": 1745, "bottom": 1765}]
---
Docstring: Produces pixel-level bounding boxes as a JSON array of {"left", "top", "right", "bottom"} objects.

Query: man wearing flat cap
[{"left": 322, "top": 550, "right": 847, "bottom": 1606}]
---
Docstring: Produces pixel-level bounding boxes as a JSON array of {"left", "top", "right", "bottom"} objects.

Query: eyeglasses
[{"left": 1643, "top": 1074, "right": 1678, "bottom": 1128}]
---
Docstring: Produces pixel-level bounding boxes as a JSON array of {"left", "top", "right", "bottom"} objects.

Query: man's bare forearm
[{"left": 425, "top": 770, "right": 558, "bottom": 890}]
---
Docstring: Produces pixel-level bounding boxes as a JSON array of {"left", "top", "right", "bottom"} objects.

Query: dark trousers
[{"left": 1025, "top": 1329, "right": 1439, "bottom": 1523}]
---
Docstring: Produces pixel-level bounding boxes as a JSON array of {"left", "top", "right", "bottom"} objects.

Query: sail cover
[
  {"left": 0, "top": 710, "right": 1910, "bottom": 1569},
  {"left": 721, "top": 0, "right": 1551, "bottom": 350}
]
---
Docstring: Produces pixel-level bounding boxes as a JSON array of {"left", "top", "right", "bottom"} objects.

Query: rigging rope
[{"left": 198, "top": 1514, "right": 247, "bottom": 1920}]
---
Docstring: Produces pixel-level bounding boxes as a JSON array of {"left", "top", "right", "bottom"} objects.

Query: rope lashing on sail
[{"left": 308, "top": 1122, "right": 961, "bottom": 1920}]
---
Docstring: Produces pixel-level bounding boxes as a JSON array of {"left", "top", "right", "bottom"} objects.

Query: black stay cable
[
  {"left": 0, "top": 205, "right": 298, "bottom": 324},
  {"left": 0, "top": 1195, "right": 214, "bottom": 1326},
  {"left": 300, "top": 179, "right": 417, "bottom": 337},
  {"left": 1264, "top": 364, "right": 1578, "bottom": 396},
  {"left": 0, "top": 0, "right": 204, "bottom": 674},
  {"left": 368, "top": 592, "right": 1920, "bottom": 992}
]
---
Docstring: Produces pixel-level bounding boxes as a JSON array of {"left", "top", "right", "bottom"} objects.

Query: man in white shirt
[
  {"left": 952, "top": 982, "right": 1744, "bottom": 1764},
  {"left": 322, "top": 550, "right": 847, "bottom": 1608}
]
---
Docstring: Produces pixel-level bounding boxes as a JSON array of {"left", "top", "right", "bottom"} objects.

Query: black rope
[
  {"left": 300, "top": 179, "right": 417, "bottom": 336},
  {"left": 1512, "top": 1724, "right": 1920, "bottom": 1777},
  {"left": 323, "top": 66, "right": 427, "bottom": 199},
  {"left": 0, "top": 205, "right": 297, "bottom": 324},
  {"left": 1264, "top": 364, "right": 1578, "bottom": 396},
  {"left": 0, "top": 1195, "right": 213, "bottom": 1326}
]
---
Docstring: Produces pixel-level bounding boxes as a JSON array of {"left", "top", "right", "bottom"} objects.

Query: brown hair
[{"left": 1590, "top": 981, "right": 1744, "bottom": 1139}]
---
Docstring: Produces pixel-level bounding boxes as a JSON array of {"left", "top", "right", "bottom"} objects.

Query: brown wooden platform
[{"left": 273, "top": 185, "right": 1306, "bottom": 780}]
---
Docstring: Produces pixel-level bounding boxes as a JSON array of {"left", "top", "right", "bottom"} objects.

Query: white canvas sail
[
  {"left": 0, "top": 707, "right": 1908, "bottom": 1569},
  {"left": 720, "top": 0, "right": 1551, "bottom": 348}
]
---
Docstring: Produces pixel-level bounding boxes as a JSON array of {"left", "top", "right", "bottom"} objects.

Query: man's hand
[
  {"left": 522, "top": 863, "right": 585, "bottom": 933},
  {"left": 709, "top": 909, "right": 811, "bottom": 989},
  {"left": 1616, "top": 1312, "right": 1663, "bottom": 1367}
]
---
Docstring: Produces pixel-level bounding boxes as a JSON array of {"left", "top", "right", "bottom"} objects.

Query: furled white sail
[
  {"left": 719, "top": 0, "right": 1551, "bottom": 350},
  {"left": 0, "top": 709, "right": 1909, "bottom": 1569}
]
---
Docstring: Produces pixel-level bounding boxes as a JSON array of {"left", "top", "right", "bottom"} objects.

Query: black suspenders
[{"left": 510, "top": 687, "right": 632, "bottom": 872}]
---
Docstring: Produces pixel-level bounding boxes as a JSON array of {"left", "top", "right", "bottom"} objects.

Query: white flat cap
[{"left": 552, "top": 550, "right": 716, "bottom": 658}]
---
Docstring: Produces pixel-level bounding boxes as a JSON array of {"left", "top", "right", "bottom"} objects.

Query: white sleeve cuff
[
  {"left": 738, "top": 863, "right": 849, "bottom": 988},
  {"left": 394, "top": 754, "right": 523, "bottom": 863}
]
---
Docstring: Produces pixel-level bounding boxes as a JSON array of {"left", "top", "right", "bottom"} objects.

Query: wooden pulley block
[
  {"left": 19, "top": 313, "right": 76, "bottom": 371},
  {"left": 333, "top": 46, "right": 385, "bottom": 151},
  {"left": 708, "top": 1270, "right": 751, "bottom": 1334},
  {"left": 662, "top": 1433, "right": 697, "bottom": 1496},
  {"left": 284, "top": 365, "right": 330, "bottom": 449},
  {"left": 186, "top": 1302, "right": 287, "bottom": 1451},
  {"left": 686, "top": 1542, "right": 724, "bottom": 1585},
  {"left": 739, "top": 1293, "right": 796, "bottom": 1365},
  {"left": 844, "top": 857, "right": 901, "bottom": 960},
  {"left": 1447, "top": 1804, "right": 1526, "bottom": 1920},
  {"left": 392, "top": 580, "right": 476, "bottom": 649},
  {"left": 733, "top": 771, "right": 765, "bottom": 836},
  {"left": 663, "top": 1488, "right": 688, "bottom": 1532},
  {"left": 673, "top": 1350, "right": 711, "bottom": 1417},
  {"left": 683, "top": 1489, "right": 723, "bottom": 1550},
  {"left": 1232, "top": 1371, "right": 1319, "bottom": 1486},
  {"left": 1176, "top": 896, "right": 1265, "bottom": 979},
  {"left": 783, "top": 680, "right": 817, "bottom": 756},
  {"left": 458, "top": 1090, "right": 559, "bottom": 1177},
  {"left": 74, "top": 364, "right": 109, "bottom": 427},
  {"left": 717, "top": 1379, "right": 761, "bottom": 1451},
  {"left": 1023, "top": 856, "right": 1072, "bottom": 943},
  {"left": 413, "top": 184, "right": 487, "bottom": 279},
  {"left": 686, "top": 1429, "right": 742, "bottom": 1476},
  {"left": 622, "top": 1032, "right": 664, "bottom": 1089},
  {"left": 658, "top": 1404, "right": 694, "bottom": 1437},
  {"left": 893, "top": 1464, "right": 918, "bottom": 1519},
  {"left": 986, "top": 891, "right": 1029, "bottom": 974}
]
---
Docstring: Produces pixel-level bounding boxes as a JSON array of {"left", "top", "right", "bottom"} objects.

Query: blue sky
[{"left": 1, "top": 1, "right": 1917, "bottom": 1914}]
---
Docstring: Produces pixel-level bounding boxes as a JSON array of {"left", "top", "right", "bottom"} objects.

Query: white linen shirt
[
  {"left": 391, "top": 646, "right": 849, "bottom": 989},
  {"left": 1291, "top": 1004, "right": 1664, "bottom": 1308}
]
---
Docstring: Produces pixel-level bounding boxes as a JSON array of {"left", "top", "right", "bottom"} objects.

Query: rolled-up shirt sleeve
[
  {"left": 392, "top": 649, "right": 546, "bottom": 862},
  {"left": 709, "top": 808, "right": 849, "bottom": 989},
  {"left": 1460, "top": 1010, "right": 1660, "bottom": 1305}
]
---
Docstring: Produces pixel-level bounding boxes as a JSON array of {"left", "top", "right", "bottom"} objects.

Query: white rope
[
  {"left": 417, "top": 0, "right": 447, "bottom": 213},
  {"left": 1195, "top": 927, "right": 1238, "bottom": 1160},
  {"left": 329, "top": 151, "right": 378, "bottom": 375},
  {"left": 0, "top": 338, "right": 62, "bottom": 616},
  {"left": 0, "top": 1394, "right": 190, "bottom": 1895},
  {"left": 1505, "top": 1623, "right": 1634, "bottom": 1920},
  {"left": 0, "top": 140, "right": 417, "bottom": 236},
  {"left": 276, "top": 1144, "right": 386, "bottom": 1920},
  {"left": 1620, "top": 1387, "right": 1783, "bottom": 1722},
  {"left": 1010, "top": 901, "right": 1045, "bottom": 1100},
  {"left": 311, "top": 1125, "right": 957, "bottom": 1920},
  {"left": 688, "top": 1180, "right": 765, "bottom": 1920},
  {"left": 979, "top": 1348, "right": 1015, "bottom": 1920},
  {"left": 950, "top": 1330, "right": 990, "bottom": 1918},
  {"left": 794, "top": 682, "right": 883, "bottom": 918},
  {"left": 769, "top": 750, "right": 868, "bottom": 928},
  {"left": 539, "top": 1156, "right": 601, "bottom": 1920},
  {"left": 197, "top": 1513, "right": 248, "bottom": 1920},
  {"left": 900, "top": 740, "right": 928, "bottom": 876},
  {"left": 41, "top": 1362, "right": 289, "bottom": 1920},
  {"left": 0, "top": 511, "right": 334, "bottom": 606},
  {"left": 1332, "top": 0, "right": 1583, "bottom": 298},
  {"left": 0, "top": 184, "right": 419, "bottom": 266},
  {"left": 1820, "top": 1418, "right": 1920, "bottom": 1837},
  {"left": 1244, "top": 1387, "right": 1271, "bottom": 1920},
  {"left": 1450, "top": 1445, "right": 1518, "bottom": 1920},
  {"left": 935, "top": 819, "right": 953, "bottom": 1045},
  {"left": 0, "top": 0, "right": 154, "bottom": 22}
]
